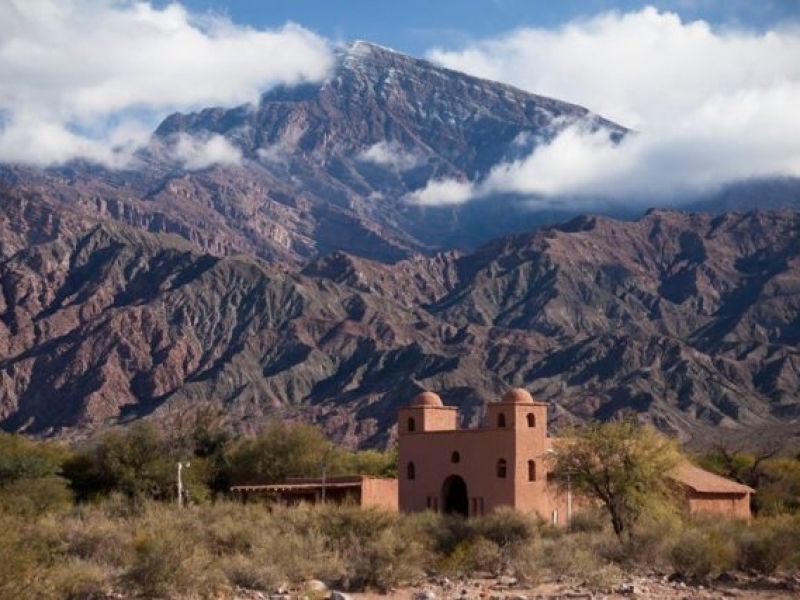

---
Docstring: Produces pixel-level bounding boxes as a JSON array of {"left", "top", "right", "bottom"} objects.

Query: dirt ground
[{"left": 348, "top": 573, "right": 800, "bottom": 599}]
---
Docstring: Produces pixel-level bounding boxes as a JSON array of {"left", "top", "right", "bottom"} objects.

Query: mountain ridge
[{"left": 2, "top": 208, "right": 800, "bottom": 450}]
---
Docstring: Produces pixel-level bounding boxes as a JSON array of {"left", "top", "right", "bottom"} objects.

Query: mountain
[
  {"left": 3, "top": 209, "right": 800, "bottom": 449},
  {"left": 3, "top": 41, "right": 800, "bottom": 448},
  {"left": 0, "top": 41, "right": 627, "bottom": 266}
]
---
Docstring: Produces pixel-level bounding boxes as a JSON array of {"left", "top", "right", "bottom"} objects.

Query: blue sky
[{"left": 175, "top": 0, "right": 800, "bottom": 55}]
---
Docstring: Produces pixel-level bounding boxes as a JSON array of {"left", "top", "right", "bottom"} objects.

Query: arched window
[
  {"left": 528, "top": 460, "right": 536, "bottom": 481},
  {"left": 407, "top": 462, "right": 416, "bottom": 480},
  {"left": 407, "top": 417, "right": 416, "bottom": 432},
  {"left": 497, "top": 458, "right": 507, "bottom": 479},
  {"left": 451, "top": 451, "right": 460, "bottom": 464},
  {"left": 497, "top": 413, "right": 506, "bottom": 428},
  {"left": 527, "top": 413, "right": 536, "bottom": 427}
]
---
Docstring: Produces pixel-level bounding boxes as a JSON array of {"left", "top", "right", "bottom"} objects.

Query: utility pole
[
  {"left": 321, "top": 462, "right": 327, "bottom": 503},
  {"left": 547, "top": 448, "right": 572, "bottom": 529},
  {"left": 320, "top": 443, "right": 334, "bottom": 504},
  {"left": 566, "top": 470, "right": 572, "bottom": 530},
  {"left": 177, "top": 461, "right": 190, "bottom": 508}
]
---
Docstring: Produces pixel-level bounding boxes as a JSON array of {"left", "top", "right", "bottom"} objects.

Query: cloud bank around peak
[
  {"left": 357, "top": 141, "right": 423, "bottom": 171},
  {"left": 416, "top": 8, "right": 800, "bottom": 204},
  {"left": 0, "top": 0, "right": 333, "bottom": 168}
]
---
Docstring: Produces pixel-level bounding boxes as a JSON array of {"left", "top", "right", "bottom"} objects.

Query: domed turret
[
  {"left": 412, "top": 391, "right": 443, "bottom": 407},
  {"left": 501, "top": 388, "right": 534, "bottom": 404}
]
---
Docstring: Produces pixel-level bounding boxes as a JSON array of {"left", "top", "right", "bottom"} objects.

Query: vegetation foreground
[
  {"left": 2, "top": 499, "right": 800, "bottom": 598},
  {"left": 2, "top": 419, "right": 800, "bottom": 598}
]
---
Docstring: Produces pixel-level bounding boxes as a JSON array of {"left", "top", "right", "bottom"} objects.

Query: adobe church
[{"left": 397, "top": 388, "right": 753, "bottom": 523}]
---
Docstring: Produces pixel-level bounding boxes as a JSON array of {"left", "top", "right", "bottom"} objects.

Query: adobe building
[
  {"left": 670, "top": 463, "right": 753, "bottom": 519},
  {"left": 398, "top": 388, "right": 571, "bottom": 524},
  {"left": 231, "top": 475, "right": 398, "bottom": 511},
  {"left": 398, "top": 388, "right": 753, "bottom": 523}
]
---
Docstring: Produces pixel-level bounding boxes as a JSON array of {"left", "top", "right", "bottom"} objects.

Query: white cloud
[
  {"left": 357, "top": 141, "right": 423, "bottom": 171},
  {"left": 424, "top": 8, "right": 800, "bottom": 202},
  {"left": 0, "top": 0, "right": 333, "bottom": 167},
  {"left": 165, "top": 133, "right": 243, "bottom": 171},
  {"left": 407, "top": 178, "right": 475, "bottom": 206},
  {"left": 256, "top": 144, "right": 288, "bottom": 165}
]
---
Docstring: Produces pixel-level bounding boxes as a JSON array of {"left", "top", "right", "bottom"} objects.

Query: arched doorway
[{"left": 442, "top": 475, "right": 469, "bottom": 516}]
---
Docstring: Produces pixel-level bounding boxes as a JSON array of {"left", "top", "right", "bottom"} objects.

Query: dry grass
[{"left": 1, "top": 499, "right": 800, "bottom": 597}]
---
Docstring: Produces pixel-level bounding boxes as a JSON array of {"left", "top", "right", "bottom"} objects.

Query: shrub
[
  {"left": 540, "top": 535, "right": 620, "bottom": 591},
  {"left": 425, "top": 513, "right": 475, "bottom": 557},
  {"left": 121, "top": 503, "right": 226, "bottom": 598},
  {"left": 203, "top": 503, "right": 265, "bottom": 555},
  {"left": 45, "top": 559, "right": 110, "bottom": 600},
  {"left": 475, "top": 506, "right": 538, "bottom": 547},
  {"left": 736, "top": 517, "right": 799, "bottom": 575},
  {"left": 0, "top": 518, "right": 38, "bottom": 598},
  {"left": 569, "top": 507, "right": 608, "bottom": 533},
  {"left": 669, "top": 528, "right": 735, "bottom": 580},
  {"left": 0, "top": 476, "right": 73, "bottom": 517},
  {"left": 62, "top": 509, "right": 132, "bottom": 568},
  {"left": 315, "top": 505, "right": 426, "bottom": 591},
  {"left": 0, "top": 433, "right": 68, "bottom": 484},
  {"left": 219, "top": 553, "right": 284, "bottom": 592},
  {"left": 439, "top": 537, "right": 502, "bottom": 576},
  {"left": 342, "top": 522, "right": 427, "bottom": 590},
  {"left": 615, "top": 511, "right": 681, "bottom": 569}
]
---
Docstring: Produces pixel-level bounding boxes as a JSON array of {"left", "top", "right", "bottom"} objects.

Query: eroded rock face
[{"left": 2, "top": 209, "right": 800, "bottom": 447}]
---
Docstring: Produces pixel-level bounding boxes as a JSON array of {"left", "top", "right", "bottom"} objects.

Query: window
[
  {"left": 451, "top": 451, "right": 460, "bottom": 464},
  {"left": 407, "top": 417, "right": 416, "bottom": 432},
  {"left": 497, "top": 413, "right": 506, "bottom": 428},
  {"left": 407, "top": 462, "right": 416, "bottom": 480},
  {"left": 497, "top": 458, "right": 507, "bottom": 478},
  {"left": 527, "top": 413, "right": 536, "bottom": 427},
  {"left": 528, "top": 460, "right": 536, "bottom": 481}
]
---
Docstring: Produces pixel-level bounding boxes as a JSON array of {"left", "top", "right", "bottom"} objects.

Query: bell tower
[{"left": 398, "top": 391, "right": 457, "bottom": 434}]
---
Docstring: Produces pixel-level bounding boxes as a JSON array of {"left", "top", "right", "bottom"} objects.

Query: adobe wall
[
  {"left": 361, "top": 477, "right": 399, "bottom": 511},
  {"left": 400, "top": 428, "right": 518, "bottom": 515},
  {"left": 686, "top": 491, "right": 751, "bottom": 520}
]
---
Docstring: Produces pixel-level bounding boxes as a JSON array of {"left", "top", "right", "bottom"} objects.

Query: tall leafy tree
[
  {"left": 228, "top": 421, "right": 339, "bottom": 485},
  {"left": 549, "top": 419, "right": 683, "bottom": 540},
  {"left": 63, "top": 422, "right": 174, "bottom": 501}
]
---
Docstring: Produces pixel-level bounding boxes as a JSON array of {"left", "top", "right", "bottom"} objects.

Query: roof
[
  {"left": 232, "top": 481, "right": 364, "bottom": 493},
  {"left": 411, "top": 391, "right": 444, "bottom": 407},
  {"left": 231, "top": 475, "right": 395, "bottom": 492},
  {"left": 670, "top": 463, "right": 755, "bottom": 495},
  {"left": 501, "top": 388, "right": 534, "bottom": 404}
]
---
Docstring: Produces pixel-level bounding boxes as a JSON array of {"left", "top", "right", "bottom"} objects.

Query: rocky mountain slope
[
  {"left": 2, "top": 209, "right": 800, "bottom": 447},
  {"left": 0, "top": 41, "right": 626, "bottom": 266}
]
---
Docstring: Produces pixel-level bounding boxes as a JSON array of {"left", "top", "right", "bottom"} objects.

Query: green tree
[
  {"left": 698, "top": 444, "right": 781, "bottom": 490},
  {"left": 0, "top": 432, "right": 73, "bottom": 514},
  {"left": 63, "top": 422, "right": 175, "bottom": 502},
  {"left": 696, "top": 444, "right": 800, "bottom": 515},
  {"left": 227, "top": 421, "right": 340, "bottom": 485},
  {"left": 757, "top": 458, "right": 800, "bottom": 515},
  {"left": 548, "top": 419, "right": 683, "bottom": 540},
  {"left": 0, "top": 432, "right": 67, "bottom": 484},
  {"left": 340, "top": 449, "right": 398, "bottom": 478}
]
